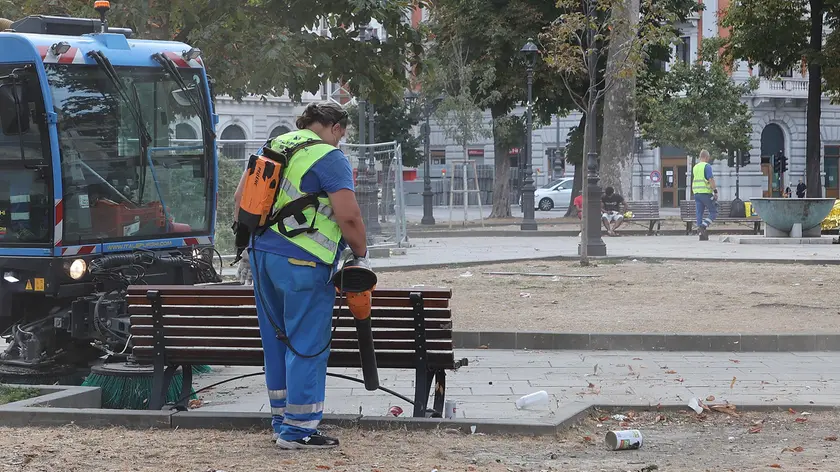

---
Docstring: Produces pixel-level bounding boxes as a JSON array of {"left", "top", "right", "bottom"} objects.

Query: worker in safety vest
[
  {"left": 692, "top": 149, "right": 718, "bottom": 241},
  {"left": 234, "top": 102, "right": 368, "bottom": 449}
]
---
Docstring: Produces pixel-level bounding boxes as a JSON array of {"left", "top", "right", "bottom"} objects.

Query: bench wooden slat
[
  {"left": 129, "top": 325, "right": 454, "bottom": 340},
  {"left": 127, "top": 285, "right": 453, "bottom": 299},
  {"left": 126, "top": 306, "right": 452, "bottom": 319},
  {"left": 125, "top": 294, "right": 450, "bottom": 309},
  {"left": 131, "top": 316, "right": 449, "bottom": 330},
  {"left": 131, "top": 335, "right": 453, "bottom": 351},
  {"left": 128, "top": 314, "right": 451, "bottom": 328},
  {"left": 132, "top": 346, "right": 457, "bottom": 369}
]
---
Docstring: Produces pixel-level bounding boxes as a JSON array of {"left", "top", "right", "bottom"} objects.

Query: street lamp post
[
  {"left": 405, "top": 90, "right": 444, "bottom": 225},
  {"left": 520, "top": 39, "right": 539, "bottom": 231},
  {"left": 580, "top": 7, "right": 606, "bottom": 258}
]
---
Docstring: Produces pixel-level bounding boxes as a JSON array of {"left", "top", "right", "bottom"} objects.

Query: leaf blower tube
[{"left": 331, "top": 257, "right": 379, "bottom": 391}]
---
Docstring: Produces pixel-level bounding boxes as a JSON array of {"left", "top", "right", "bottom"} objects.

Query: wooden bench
[
  {"left": 624, "top": 201, "right": 663, "bottom": 235},
  {"left": 680, "top": 200, "right": 763, "bottom": 234},
  {"left": 126, "top": 284, "right": 468, "bottom": 418}
]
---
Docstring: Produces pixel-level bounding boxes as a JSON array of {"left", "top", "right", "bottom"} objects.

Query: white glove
[{"left": 352, "top": 251, "right": 371, "bottom": 270}]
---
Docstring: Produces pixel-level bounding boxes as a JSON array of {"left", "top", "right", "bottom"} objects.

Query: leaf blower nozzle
[{"left": 332, "top": 257, "right": 379, "bottom": 391}]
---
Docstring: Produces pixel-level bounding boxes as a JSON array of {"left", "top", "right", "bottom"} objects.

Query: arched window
[
  {"left": 175, "top": 123, "right": 198, "bottom": 141},
  {"left": 220, "top": 124, "right": 247, "bottom": 160},
  {"left": 269, "top": 125, "right": 291, "bottom": 139}
]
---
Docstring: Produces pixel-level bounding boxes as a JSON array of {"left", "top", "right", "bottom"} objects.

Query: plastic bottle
[{"left": 515, "top": 390, "right": 549, "bottom": 409}]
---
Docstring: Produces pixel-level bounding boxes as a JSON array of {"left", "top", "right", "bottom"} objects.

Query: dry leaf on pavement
[
  {"left": 826, "top": 436, "right": 838, "bottom": 441},
  {"left": 665, "top": 370, "right": 677, "bottom": 374},
  {"left": 769, "top": 464, "right": 782, "bottom": 469},
  {"left": 795, "top": 417, "right": 808, "bottom": 423},
  {"left": 730, "top": 377, "right": 737, "bottom": 389},
  {"left": 748, "top": 427, "right": 762, "bottom": 434},
  {"left": 706, "top": 395, "right": 716, "bottom": 402}
]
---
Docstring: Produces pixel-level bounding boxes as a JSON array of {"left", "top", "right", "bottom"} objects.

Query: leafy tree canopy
[
  {"left": 11, "top": 0, "right": 423, "bottom": 103},
  {"left": 636, "top": 45, "right": 758, "bottom": 158}
]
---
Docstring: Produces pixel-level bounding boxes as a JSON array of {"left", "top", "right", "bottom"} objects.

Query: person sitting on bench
[{"left": 601, "top": 186, "right": 628, "bottom": 236}]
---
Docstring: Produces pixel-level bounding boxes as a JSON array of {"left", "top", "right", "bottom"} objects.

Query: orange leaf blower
[{"left": 332, "top": 256, "right": 379, "bottom": 391}]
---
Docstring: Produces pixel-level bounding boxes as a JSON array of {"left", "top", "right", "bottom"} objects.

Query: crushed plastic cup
[
  {"left": 688, "top": 397, "right": 703, "bottom": 414},
  {"left": 515, "top": 390, "right": 549, "bottom": 409}
]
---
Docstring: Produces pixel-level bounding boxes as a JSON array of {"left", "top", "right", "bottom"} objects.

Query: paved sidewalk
[
  {"left": 374, "top": 235, "right": 840, "bottom": 268},
  {"left": 197, "top": 349, "right": 840, "bottom": 421}
]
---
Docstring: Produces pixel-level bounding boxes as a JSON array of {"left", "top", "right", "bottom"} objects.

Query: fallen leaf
[
  {"left": 598, "top": 416, "right": 610, "bottom": 422},
  {"left": 627, "top": 411, "right": 637, "bottom": 418},
  {"left": 588, "top": 382, "right": 596, "bottom": 389},
  {"left": 333, "top": 461, "right": 348, "bottom": 466},
  {"left": 188, "top": 399, "right": 203, "bottom": 409},
  {"left": 633, "top": 357, "right": 643, "bottom": 360},
  {"left": 749, "top": 427, "right": 762, "bottom": 434},
  {"left": 825, "top": 436, "right": 838, "bottom": 441},
  {"left": 706, "top": 395, "right": 716, "bottom": 402},
  {"left": 710, "top": 404, "right": 740, "bottom": 417},
  {"left": 730, "top": 376, "right": 737, "bottom": 389},
  {"left": 676, "top": 378, "right": 684, "bottom": 383},
  {"left": 769, "top": 464, "right": 781, "bottom": 469},
  {"left": 794, "top": 446, "right": 804, "bottom": 453},
  {"left": 315, "top": 466, "right": 331, "bottom": 470},
  {"left": 795, "top": 417, "right": 808, "bottom": 423},
  {"left": 583, "top": 436, "right": 592, "bottom": 442},
  {"left": 620, "top": 421, "right": 631, "bottom": 427},
  {"left": 729, "top": 359, "right": 741, "bottom": 364},
  {"left": 628, "top": 365, "right": 634, "bottom": 372},
  {"left": 665, "top": 370, "right": 677, "bottom": 374},
  {"left": 655, "top": 415, "right": 666, "bottom": 423},
  {"left": 788, "top": 408, "right": 797, "bottom": 415}
]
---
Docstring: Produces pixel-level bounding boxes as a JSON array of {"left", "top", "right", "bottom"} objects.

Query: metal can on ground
[
  {"left": 388, "top": 406, "right": 403, "bottom": 417},
  {"left": 605, "top": 430, "right": 643, "bottom": 451},
  {"left": 444, "top": 399, "right": 457, "bottom": 419}
]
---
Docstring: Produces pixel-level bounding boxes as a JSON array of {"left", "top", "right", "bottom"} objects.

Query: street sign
[{"left": 650, "top": 170, "right": 662, "bottom": 183}]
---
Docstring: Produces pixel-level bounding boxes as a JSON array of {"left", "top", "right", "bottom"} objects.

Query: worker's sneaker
[{"left": 276, "top": 432, "right": 339, "bottom": 450}]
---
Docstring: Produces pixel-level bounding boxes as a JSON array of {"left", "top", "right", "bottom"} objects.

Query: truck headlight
[{"left": 69, "top": 259, "right": 87, "bottom": 280}]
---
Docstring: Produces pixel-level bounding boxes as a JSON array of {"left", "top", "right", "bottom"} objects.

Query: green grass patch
[{"left": 0, "top": 385, "right": 41, "bottom": 405}]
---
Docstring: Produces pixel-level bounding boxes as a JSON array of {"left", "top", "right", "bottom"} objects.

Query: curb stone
[
  {"left": 452, "top": 331, "right": 840, "bottom": 352},
  {"left": 3, "top": 387, "right": 838, "bottom": 437}
]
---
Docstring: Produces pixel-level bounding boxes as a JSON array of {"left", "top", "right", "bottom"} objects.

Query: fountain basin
[{"left": 749, "top": 198, "right": 835, "bottom": 237}]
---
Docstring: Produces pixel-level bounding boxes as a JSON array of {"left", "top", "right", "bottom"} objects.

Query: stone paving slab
[{"left": 197, "top": 349, "right": 840, "bottom": 421}]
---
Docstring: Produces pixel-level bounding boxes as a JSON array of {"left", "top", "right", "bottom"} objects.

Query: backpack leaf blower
[{"left": 332, "top": 255, "right": 380, "bottom": 391}]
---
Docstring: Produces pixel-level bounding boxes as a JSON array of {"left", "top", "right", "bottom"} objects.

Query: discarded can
[
  {"left": 388, "top": 406, "right": 403, "bottom": 417},
  {"left": 605, "top": 430, "right": 643, "bottom": 451},
  {"left": 444, "top": 399, "right": 457, "bottom": 419}
]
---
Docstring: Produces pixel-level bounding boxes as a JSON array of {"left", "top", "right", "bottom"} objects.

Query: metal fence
[{"left": 339, "top": 141, "right": 408, "bottom": 247}]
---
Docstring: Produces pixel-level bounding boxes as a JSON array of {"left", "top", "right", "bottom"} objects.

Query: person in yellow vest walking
[
  {"left": 234, "top": 102, "right": 368, "bottom": 449},
  {"left": 692, "top": 149, "right": 719, "bottom": 241}
]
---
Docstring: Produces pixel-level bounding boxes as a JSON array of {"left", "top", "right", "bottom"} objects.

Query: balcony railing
[{"left": 748, "top": 77, "right": 810, "bottom": 99}]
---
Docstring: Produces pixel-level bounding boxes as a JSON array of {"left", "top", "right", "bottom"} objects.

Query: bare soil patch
[
  {"left": 377, "top": 260, "right": 839, "bottom": 333},
  {"left": 1, "top": 410, "right": 838, "bottom": 471}
]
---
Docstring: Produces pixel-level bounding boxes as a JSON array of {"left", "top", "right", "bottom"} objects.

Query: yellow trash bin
[{"left": 744, "top": 202, "right": 752, "bottom": 217}]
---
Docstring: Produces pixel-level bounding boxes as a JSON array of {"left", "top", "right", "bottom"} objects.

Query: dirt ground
[
  {"left": 376, "top": 260, "right": 840, "bottom": 333},
  {"left": 1, "top": 410, "right": 838, "bottom": 471}
]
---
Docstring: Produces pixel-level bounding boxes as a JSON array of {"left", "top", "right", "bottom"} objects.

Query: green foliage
[
  {"left": 14, "top": 0, "right": 422, "bottom": 103},
  {"left": 492, "top": 115, "right": 526, "bottom": 155},
  {"left": 718, "top": 0, "right": 810, "bottom": 75},
  {"left": 345, "top": 101, "right": 422, "bottom": 167},
  {"left": 636, "top": 46, "right": 758, "bottom": 158},
  {"left": 0, "top": 385, "right": 40, "bottom": 405},
  {"left": 542, "top": 0, "right": 680, "bottom": 114}
]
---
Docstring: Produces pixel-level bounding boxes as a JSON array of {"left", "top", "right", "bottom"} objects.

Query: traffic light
[
  {"left": 727, "top": 151, "right": 735, "bottom": 168},
  {"left": 739, "top": 151, "right": 751, "bottom": 167},
  {"left": 778, "top": 151, "right": 788, "bottom": 173},
  {"left": 773, "top": 153, "right": 781, "bottom": 173}
]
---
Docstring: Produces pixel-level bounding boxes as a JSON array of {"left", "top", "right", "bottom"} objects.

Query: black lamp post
[
  {"left": 520, "top": 39, "right": 539, "bottom": 231},
  {"left": 404, "top": 90, "right": 444, "bottom": 225}
]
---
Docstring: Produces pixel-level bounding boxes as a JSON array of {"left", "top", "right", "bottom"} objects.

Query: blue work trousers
[
  {"left": 695, "top": 193, "right": 718, "bottom": 228},
  {"left": 250, "top": 250, "right": 335, "bottom": 441}
]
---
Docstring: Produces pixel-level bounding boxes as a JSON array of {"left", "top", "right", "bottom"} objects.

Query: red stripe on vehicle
[
  {"left": 164, "top": 51, "right": 190, "bottom": 68},
  {"left": 57, "top": 47, "right": 78, "bottom": 64},
  {"left": 184, "top": 238, "right": 199, "bottom": 246}
]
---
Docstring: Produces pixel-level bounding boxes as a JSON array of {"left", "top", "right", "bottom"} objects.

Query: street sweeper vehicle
[{"left": 0, "top": 2, "right": 221, "bottom": 384}]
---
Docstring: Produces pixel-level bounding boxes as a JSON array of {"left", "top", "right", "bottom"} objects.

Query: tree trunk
[
  {"left": 806, "top": 0, "right": 824, "bottom": 197},
  {"left": 564, "top": 114, "right": 587, "bottom": 217},
  {"left": 490, "top": 111, "right": 512, "bottom": 218},
  {"left": 599, "top": 0, "right": 639, "bottom": 200}
]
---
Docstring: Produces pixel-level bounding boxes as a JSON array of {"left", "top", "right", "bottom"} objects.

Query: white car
[{"left": 533, "top": 178, "right": 574, "bottom": 211}]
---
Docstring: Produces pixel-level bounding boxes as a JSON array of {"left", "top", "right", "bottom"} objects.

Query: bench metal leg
[
  {"left": 647, "top": 221, "right": 655, "bottom": 236},
  {"left": 685, "top": 222, "right": 692, "bottom": 235},
  {"left": 432, "top": 369, "right": 446, "bottom": 417},
  {"left": 147, "top": 290, "right": 169, "bottom": 410},
  {"left": 410, "top": 292, "right": 429, "bottom": 418}
]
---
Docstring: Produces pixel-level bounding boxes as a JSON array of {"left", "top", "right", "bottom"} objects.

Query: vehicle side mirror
[{"left": 0, "top": 82, "right": 30, "bottom": 135}]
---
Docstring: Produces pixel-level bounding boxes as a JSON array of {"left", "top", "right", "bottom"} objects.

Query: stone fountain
[{"left": 749, "top": 198, "right": 835, "bottom": 239}]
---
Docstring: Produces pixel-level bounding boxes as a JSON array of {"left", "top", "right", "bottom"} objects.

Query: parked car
[{"left": 532, "top": 178, "right": 574, "bottom": 211}]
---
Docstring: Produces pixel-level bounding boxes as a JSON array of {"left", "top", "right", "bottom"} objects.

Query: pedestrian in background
[{"left": 692, "top": 149, "right": 718, "bottom": 241}]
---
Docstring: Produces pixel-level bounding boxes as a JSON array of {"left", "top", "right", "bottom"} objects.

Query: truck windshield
[{"left": 45, "top": 64, "right": 212, "bottom": 244}]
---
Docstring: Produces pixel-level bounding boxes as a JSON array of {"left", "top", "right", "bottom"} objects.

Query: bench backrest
[
  {"left": 626, "top": 201, "right": 660, "bottom": 219},
  {"left": 680, "top": 199, "right": 760, "bottom": 219},
  {"left": 126, "top": 284, "right": 456, "bottom": 369}
]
